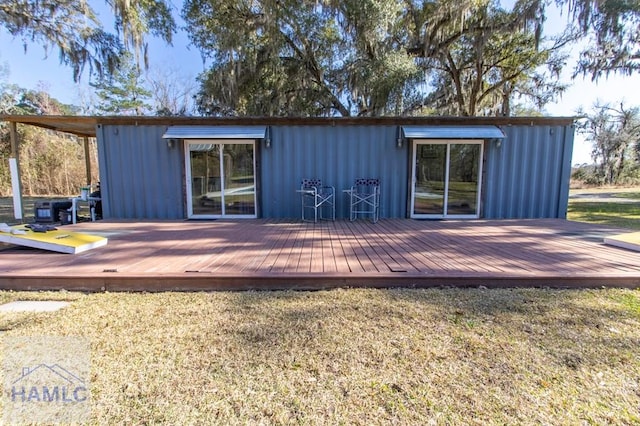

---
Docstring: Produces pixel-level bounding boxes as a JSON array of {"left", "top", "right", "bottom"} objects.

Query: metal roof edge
[
  {"left": 0, "top": 115, "right": 577, "bottom": 137},
  {"left": 162, "top": 125, "right": 267, "bottom": 139},
  {"left": 401, "top": 125, "right": 506, "bottom": 139},
  {"left": 94, "top": 115, "right": 576, "bottom": 127},
  {"left": 0, "top": 115, "right": 98, "bottom": 137}
]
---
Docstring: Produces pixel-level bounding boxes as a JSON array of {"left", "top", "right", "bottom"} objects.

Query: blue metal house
[{"left": 2, "top": 115, "right": 575, "bottom": 221}]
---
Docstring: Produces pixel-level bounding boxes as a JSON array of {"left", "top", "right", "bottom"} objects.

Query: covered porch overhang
[{"left": 0, "top": 115, "right": 99, "bottom": 222}]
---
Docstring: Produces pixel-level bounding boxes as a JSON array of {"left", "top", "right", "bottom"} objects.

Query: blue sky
[{"left": 1, "top": 2, "right": 639, "bottom": 165}]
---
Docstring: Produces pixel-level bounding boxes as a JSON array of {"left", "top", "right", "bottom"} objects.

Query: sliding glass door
[
  {"left": 411, "top": 140, "right": 483, "bottom": 219},
  {"left": 185, "top": 140, "right": 257, "bottom": 218}
]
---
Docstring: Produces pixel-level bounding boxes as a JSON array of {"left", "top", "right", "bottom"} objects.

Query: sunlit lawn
[
  {"left": 568, "top": 188, "right": 640, "bottom": 230},
  {"left": 0, "top": 189, "right": 639, "bottom": 423},
  {"left": 0, "top": 289, "right": 639, "bottom": 424}
]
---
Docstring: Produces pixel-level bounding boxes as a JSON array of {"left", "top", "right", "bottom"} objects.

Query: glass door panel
[
  {"left": 413, "top": 144, "right": 446, "bottom": 215},
  {"left": 447, "top": 144, "right": 480, "bottom": 215},
  {"left": 412, "top": 141, "right": 482, "bottom": 219},
  {"left": 190, "top": 144, "right": 222, "bottom": 216},
  {"left": 222, "top": 143, "right": 255, "bottom": 216},
  {"left": 186, "top": 141, "right": 256, "bottom": 218}
]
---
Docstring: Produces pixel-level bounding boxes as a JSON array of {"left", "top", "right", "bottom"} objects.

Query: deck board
[{"left": 1, "top": 219, "right": 639, "bottom": 290}]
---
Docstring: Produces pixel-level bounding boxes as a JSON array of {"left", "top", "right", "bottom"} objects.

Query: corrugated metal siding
[
  {"left": 96, "top": 122, "right": 574, "bottom": 220},
  {"left": 97, "top": 125, "right": 184, "bottom": 219},
  {"left": 482, "top": 124, "right": 574, "bottom": 219},
  {"left": 261, "top": 126, "right": 408, "bottom": 219}
]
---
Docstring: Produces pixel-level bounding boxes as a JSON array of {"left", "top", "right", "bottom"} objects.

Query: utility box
[{"left": 34, "top": 200, "right": 72, "bottom": 223}]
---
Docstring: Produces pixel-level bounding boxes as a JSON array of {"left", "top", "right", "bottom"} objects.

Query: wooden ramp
[{"left": 604, "top": 232, "right": 640, "bottom": 252}]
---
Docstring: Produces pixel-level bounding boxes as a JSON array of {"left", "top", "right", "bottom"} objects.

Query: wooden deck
[{"left": 1, "top": 219, "right": 639, "bottom": 291}]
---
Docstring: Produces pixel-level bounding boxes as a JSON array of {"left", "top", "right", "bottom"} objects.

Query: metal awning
[
  {"left": 162, "top": 125, "right": 267, "bottom": 139},
  {"left": 401, "top": 125, "right": 505, "bottom": 139}
]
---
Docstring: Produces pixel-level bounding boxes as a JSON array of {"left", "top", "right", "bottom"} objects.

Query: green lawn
[
  {"left": 568, "top": 188, "right": 640, "bottom": 230},
  {"left": 612, "top": 192, "right": 640, "bottom": 200},
  {"left": 0, "top": 288, "right": 638, "bottom": 424}
]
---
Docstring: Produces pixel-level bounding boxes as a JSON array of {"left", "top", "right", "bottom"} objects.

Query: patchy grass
[
  {"left": 568, "top": 202, "right": 640, "bottom": 230},
  {"left": 568, "top": 188, "right": 640, "bottom": 230},
  {"left": 0, "top": 288, "right": 639, "bottom": 424},
  {"left": 612, "top": 192, "right": 640, "bottom": 200}
]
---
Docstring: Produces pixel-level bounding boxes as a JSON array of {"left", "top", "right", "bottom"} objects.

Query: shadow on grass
[
  {"left": 4, "top": 288, "right": 635, "bottom": 424},
  {"left": 217, "top": 287, "right": 640, "bottom": 425},
  {"left": 568, "top": 201, "right": 640, "bottom": 230},
  {"left": 613, "top": 192, "right": 640, "bottom": 200},
  {"left": 224, "top": 287, "right": 640, "bottom": 372}
]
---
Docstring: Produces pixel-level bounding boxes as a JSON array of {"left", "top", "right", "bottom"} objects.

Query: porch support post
[
  {"left": 8, "top": 121, "right": 24, "bottom": 221},
  {"left": 83, "top": 136, "right": 92, "bottom": 185}
]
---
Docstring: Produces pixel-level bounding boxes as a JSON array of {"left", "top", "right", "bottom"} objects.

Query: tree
[
  {"left": 0, "top": 65, "right": 76, "bottom": 115},
  {"left": 0, "top": 78, "right": 96, "bottom": 196},
  {"left": 90, "top": 52, "right": 152, "bottom": 115},
  {"left": 16, "top": 83, "right": 79, "bottom": 115},
  {"left": 184, "top": 0, "right": 577, "bottom": 117},
  {"left": 566, "top": 0, "right": 640, "bottom": 79},
  {"left": 577, "top": 102, "right": 640, "bottom": 185},
  {"left": 404, "top": 0, "right": 572, "bottom": 116},
  {"left": 109, "top": 0, "right": 176, "bottom": 64},
  {"left": 146, "top": 65, "right": 197, "bottom": 116},
  {"left": 334, "top": 0, "right": 423, "bottom": 116},
  {"left": 1, "top": 0, "right": 121, "bottom": 81},
  {"left": 0, "top": 0, "right": 176, "bottom": 81},
  {"left": 183, "top": 0, "right": 420, "bottom": 117}
]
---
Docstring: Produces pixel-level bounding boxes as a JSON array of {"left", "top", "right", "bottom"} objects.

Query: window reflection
[{"left": 189, "top": 143, "right": 255, "bottom": 217}]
